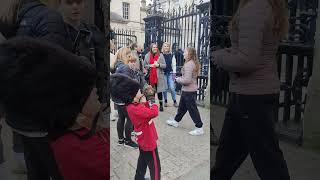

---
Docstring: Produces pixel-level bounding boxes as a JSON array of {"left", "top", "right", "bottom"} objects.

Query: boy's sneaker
[
  {"left": 189, "top": 128, "right": 204, "bottom": 136},
  {"left": 118, "top": 139, "right": 124, "bottom": 145},
  {"left": 166, "top": 118, "right": 179, "bottom": 128},
  {"left": 173, "top": 102, "right": 178, "bottom": 107},
  {"left": 124, "top": 140, "right": 138, "bottom": 149},
  {"left": 164, "top": 102, "right": 168, "bottom": 107}
]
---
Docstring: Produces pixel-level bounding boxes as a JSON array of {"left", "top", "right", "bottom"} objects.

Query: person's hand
[
  {"left": 150, "top": 64, "right": 156, "bottom": 68},
  {"left": 143, "top": 85, "right": 156, "bottom": 103},
  {"left": 154, "top": 61, "right": 159, "bottom": 67},
  {"left": 172, "top": 73, "right": 176, "bottom": 80}
]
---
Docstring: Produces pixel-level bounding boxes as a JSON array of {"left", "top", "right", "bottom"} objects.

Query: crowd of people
[
  {"left": 0, "top": 0, "right": 109, "bottom": 180},
  {"left": 0, "top": 0, "right": 212, "bottom": 180},
  {"left": 109, "top": 39, "right": 209, "bottom": 179}
]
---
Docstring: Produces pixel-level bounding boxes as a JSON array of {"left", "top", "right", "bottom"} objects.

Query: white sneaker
[
  {"left": 188, "top": 128, "right": 204, "bottom": 136},
  {"left": 166, "top": 118, "right": 179, "bottom": 128}
]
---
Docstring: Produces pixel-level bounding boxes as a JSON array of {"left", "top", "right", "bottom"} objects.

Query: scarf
[{"left": 149, "top": 53, "right": 159, "bottom": 86}]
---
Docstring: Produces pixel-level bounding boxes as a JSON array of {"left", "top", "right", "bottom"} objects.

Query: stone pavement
[
  {"left": 110, "top": 95, "right": 210, "bottom": 180},
  {"left": 211, "top": 105, "right": 320, "bottom": 180}
]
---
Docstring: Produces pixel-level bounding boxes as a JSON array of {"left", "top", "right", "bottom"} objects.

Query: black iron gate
[
  {"left": 211, "top": 0, "right": 318, "bottom": 145},
  {"left": 112, "top": 28, "right": 137, "bottom": 52},
  {"left": 144, "top": 0, "right": 210, "bottom": 105}
]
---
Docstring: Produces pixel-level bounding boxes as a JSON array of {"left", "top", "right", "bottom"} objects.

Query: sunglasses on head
[{"left": 65, "top": 0, "right": 83, "bottom": 5}]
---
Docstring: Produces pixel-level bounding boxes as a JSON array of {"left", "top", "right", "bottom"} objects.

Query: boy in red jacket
[{"left": 110, "top": 74, "right": 161, "bottom": 180}]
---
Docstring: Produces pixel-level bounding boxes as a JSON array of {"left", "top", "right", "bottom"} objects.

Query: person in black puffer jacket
[
  {"left": 1, "top": 0, "right": 70, "bottom": 179},
  {"left": 16, "top": 0, "right": 71, "bottom": 49}
]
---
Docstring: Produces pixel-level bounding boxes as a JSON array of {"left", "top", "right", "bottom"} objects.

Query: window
[{"left": 123, "top": 2, "right": 130, "bottom": 20}]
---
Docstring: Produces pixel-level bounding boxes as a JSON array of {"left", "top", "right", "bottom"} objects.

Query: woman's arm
[
  {"left": 214, "top": 1, "right": 269, "bottom": 73},
  {"left": 144, "top": 53, "right": 151, "bottom": 69},
  {"left": 157, "top": 54, "right": 167, "bottom": 69},
  {"left": 176, "top": 61, "right": 194, "bottom": 85}
]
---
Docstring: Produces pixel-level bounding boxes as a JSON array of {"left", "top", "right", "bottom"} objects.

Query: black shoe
[
  {"left": 124, "top": 140, "right": 138, "bottom": 149},
  {"left": 118, "top": 139, "right": 124, "bottom": 146},
  {"left": 159, "top": 106, "right": 164, "bottom": 112}
]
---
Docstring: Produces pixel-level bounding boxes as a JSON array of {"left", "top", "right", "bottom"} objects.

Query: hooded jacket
[{"left": 16, "top": 0, "right": 70, "bottom": 50}]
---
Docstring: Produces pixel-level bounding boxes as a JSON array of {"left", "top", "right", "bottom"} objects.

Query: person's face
[
  {"left": 137, "top": 46, "right": 142, "bottom": 53},
  {"left": 152, "top": 45, "right": 158, "bottom": 54},
  {"left": 128, "top": 60, "right": 136, "bottom": 69},
  {"left": 60, "top": 0, "right": 84, "bottom": 23},
  {"left": 133, "top": 90, "right": 144, "bottom": 103},
  {"left": 164, "top": 44, "right": 170, "bottom": 52},
  {"left": 183, "top": 49, "right": 189, "bottom": 60},
  {"left": 125, "top": 51, "right": 131, "bottom": 62}
]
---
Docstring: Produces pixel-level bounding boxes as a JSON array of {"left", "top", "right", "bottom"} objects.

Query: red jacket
[
  {"left": 126, "top": 102, "right": 159, "bottom": 151},
  {"left": 50, "top": 128, "right": 109, "bottom": 180}
]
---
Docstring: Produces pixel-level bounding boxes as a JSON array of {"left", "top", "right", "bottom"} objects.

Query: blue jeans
[{"left": 163, "top": 73, "right": 176, "bottom": 102}]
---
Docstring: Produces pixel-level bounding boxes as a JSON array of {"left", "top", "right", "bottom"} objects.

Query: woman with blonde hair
[
  {"left": 212, "top": 0, "right": 290, "bottom": 179},
  {"left": 162, "top": 42, "right": 178, "bottom": 107},
  {"left": 166, "top": 47, "right": 204, "bottom": 136},
  {"left": 112, "top": 47, "right": 139, "bottom": 149}
]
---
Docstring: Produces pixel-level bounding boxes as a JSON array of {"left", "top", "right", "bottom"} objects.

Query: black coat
[
  {"left": 3, "top": 0, "right": 71, "bottom": 133},
  {"left": 16, "top": 0, "right": 70, "bottom": 50},
  {"left": 64, "top": 22, "right": 107, "bottom": 104}
]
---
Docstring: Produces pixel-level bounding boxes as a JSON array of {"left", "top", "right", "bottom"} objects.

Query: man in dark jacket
[{"left": 58, "top": 0, "right": 107, "bottom": 107}]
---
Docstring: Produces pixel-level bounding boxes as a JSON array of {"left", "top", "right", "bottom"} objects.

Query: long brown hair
[
  {"left": 0, "top": 0, "right": 23, "bottom": 25},
  {"left": 149, "top": 43, "right": 159, "bottom": 55},
  {"left": 185, "top": 47, "right": 200, "bottom": 75},
  {"left": 230, "top": 0, "right": 289, "bottom": 40}
]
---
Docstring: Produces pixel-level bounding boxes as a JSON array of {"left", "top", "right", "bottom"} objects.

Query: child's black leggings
[
  {"left": 135, "top": 148, "right": 161, "bottom": 180},
  {"left": 116, "top": 105, "right": 133, "bottom": 142}
]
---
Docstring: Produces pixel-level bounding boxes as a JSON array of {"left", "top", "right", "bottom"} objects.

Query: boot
[{"left": 159, "top": 100, "right": 164, "bottom": 112}]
